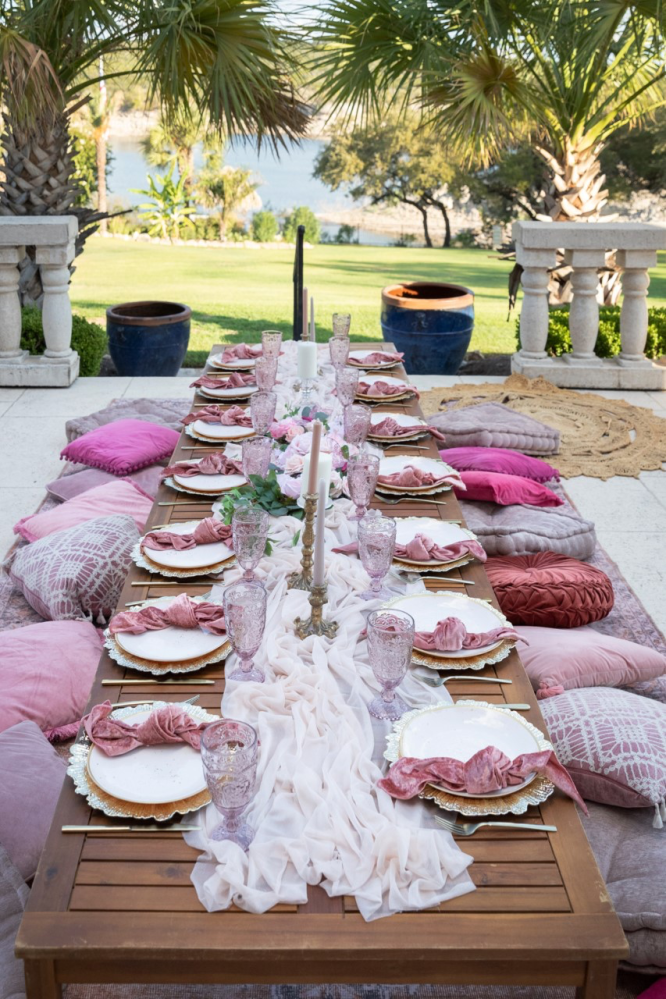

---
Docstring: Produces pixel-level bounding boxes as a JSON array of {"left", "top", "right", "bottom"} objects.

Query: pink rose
[
  {"left": 289, "top": 433, "right": 313, "bottom": 456},
  {"left": 270, "top": 420, "right": 292, "bottom": 440},
  {"left": 284, "top": 453, "right": 305, "bottom": 475},
  {"left": 285, "top": 424, "right": 305, "bottom": 442},
  {"left": 278, "top": 473, "right": 302, "bottom": 500}
]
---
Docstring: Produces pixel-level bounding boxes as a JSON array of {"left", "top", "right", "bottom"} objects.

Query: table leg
[
  {"left": 576, "top": 961, "right": 617, "bottom": 999},
  {"left": 24, "top": 959, "right": 61, "bottom": 999}
]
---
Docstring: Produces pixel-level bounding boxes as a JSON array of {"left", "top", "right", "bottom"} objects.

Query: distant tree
[
  {"left": 252, "top": 210, "right": 279, "bottom": 242},
  {"left": 600, "top": 111, "right": 666, "bottom": 201},
  {"left": 134, "top": 166, "right": 194, "bottom": 241},
  {"left": 283, "top": 206, "right": 320, "bottom": 244},
  {"left": 196, "top": 162, "right": 260, "bottom": 239},
  {"left": 465, "top": 145, "right": 545, "bottom": 229},
  {"left": 141, "top": 110, "right": 223, "bottom": 202}
]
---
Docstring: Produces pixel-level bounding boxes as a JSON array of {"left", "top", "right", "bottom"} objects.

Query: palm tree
[
  {"left": 195, "top": 160, "right": 260, "bottom": 239},
  {"left": 0, "top": 0, "right": 308, "bottom": 304},
  {"left": 140, "top": 109, "right": 221, "bottom": 203}
]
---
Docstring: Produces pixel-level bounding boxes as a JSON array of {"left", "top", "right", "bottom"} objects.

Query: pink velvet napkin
[
  {"left": 358, "top": 379, "right": 419, "bottom": 398},
  {"left": 219, "top": 344, "right": 262, "bottom": 361},
  {"left": 377, "top": 464, "right": 463, "bottom": 489},
  {"left": 108, "top": 593, "right": 227, "bottom": 636},
  {"left": 378, "top": 745, "right": 587, "bottom": 811},
  {"left": 348, "top": 350, "right": 404, "bottom": 366},
  {"left": 190, "top": 372, "right": 256, "bottom": 390},
  {"left": 182, "top": 404, "right": 252, "bottom": 428},
  {"left": 333, "top": 534, "right": 486, "bottom": 564},
  {"left": 162, "top": 453, "right": 244, "bottom": 480},
  {"left": 414, "top": 616, "right": 523, "bottom": 651},
  {"left": 84, "top": 700, "right": 209, "bottom": 756},
  {"left": 371, "top": 416, "right": 445, "bottom": 442},
  {"left": 142, "top": 517, "right": 233, "bottom": 552}
]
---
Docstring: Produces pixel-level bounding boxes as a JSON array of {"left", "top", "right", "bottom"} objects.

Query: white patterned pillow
[
  {"left": 6, "top": 515, "right": 138, "bottom": 624},
  {"left": 541, "top": 688, "right": 666, "bottom": 828}
]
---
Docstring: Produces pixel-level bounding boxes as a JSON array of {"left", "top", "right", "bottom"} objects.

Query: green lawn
[{"left": 70, "top": 239, "right": 666, "bottom": 355}]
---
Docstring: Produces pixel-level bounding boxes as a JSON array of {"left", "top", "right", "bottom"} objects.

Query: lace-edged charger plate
[
  {"left": 163, "top": 461, "right": 247, "bottom": 496},
  {"left": 68, "top": 701, "right": 216, "bottom": 821},
  {"left": 391, "top": 517, "right": 480, "bottom": 572},
  {"left": 384, "top": 701, "right": 555, "bottom": 816},
  {"left": 185, "top": 420, "right": 255, "bottom": 443},
  {"left": 375, "top": 456, "right": 456, "bottom": 496},
  {"left": 131, "top": 521, "right": 236, "bottom": 579}
]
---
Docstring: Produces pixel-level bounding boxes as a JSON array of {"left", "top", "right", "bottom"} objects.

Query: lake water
[{"left": 107, "top": 135, "right": 395, "bottom": 246}]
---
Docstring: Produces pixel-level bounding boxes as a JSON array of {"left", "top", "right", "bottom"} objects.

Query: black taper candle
[{"left": 293, "top": 223, "right": 305, "bottom": 340}]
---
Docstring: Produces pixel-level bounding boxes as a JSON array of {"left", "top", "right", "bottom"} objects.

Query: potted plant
[{"left": 106, "top": 301, "right": 192, "bottom": 376}]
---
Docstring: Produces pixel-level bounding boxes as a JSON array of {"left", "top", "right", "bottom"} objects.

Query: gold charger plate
[
  {"left": 356, "top": 390, "right": 413, "bottom": 405},
  {"left": 368, "top": 430, "right": 430, "bottom": 443},
  {"left": 163, "top": 475, "right": 246, "bottom": 497},
  {"left": 375, "top": 480, "right": 453, "bottom": 497},
  {"left": 184, "top": 423, "right": 255, "bottom": 443},
  {"left": 392, "top": 552, "right": 473, "bottom": 573},
  {"left": 198, "top": 386, "right": 256, "bottom": 401},
  {"left": 131, "top": 541, "right": 236, "bottom": 579},
  {"left": 411, "top": 637, "right": 517, "bottom": 672},
  {"left": 104, "top": 616, "right": 232, "bottom": 676}
]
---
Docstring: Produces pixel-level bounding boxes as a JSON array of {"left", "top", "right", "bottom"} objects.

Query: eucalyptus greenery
[{"left": 217, "top": 469, "right": 304, "bottom": 526}]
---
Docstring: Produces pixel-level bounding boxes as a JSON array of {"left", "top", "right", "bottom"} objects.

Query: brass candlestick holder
[
  {"left": 294, "top": 583, "right": 339, "bottom": 639},
  {"left": 287, "top": 492, "right": 317, "bottom": 590}
]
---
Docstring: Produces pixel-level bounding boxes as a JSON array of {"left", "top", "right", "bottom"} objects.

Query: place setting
[
  {"left": 374, "top": 454, "right": 464, "bottom": 496},
  {"left": 346, "top": 348, "right": 404, "bottom": 371},
  {"left": 355, "top": 373, "right": 419, "bottom": 403},
  {"left": 131, "top": 517, "right": 236, "bottom": 579},
  {"left": 390, "top": 516, "right": 487, "bottom": 573},
  {"left": 161, "top": 451, "right": 248, "bottom": 496},
  {"left": 207, "top": 344, "right": 262, "bottom": 371}
]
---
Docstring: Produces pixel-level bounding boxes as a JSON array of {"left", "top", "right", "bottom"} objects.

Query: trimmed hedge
[
  {"left": 21, "top": 306, "right": 107, "bottom": 377},
  {"left": 515, "top": 306, "right": 666, "bottom": 360}
]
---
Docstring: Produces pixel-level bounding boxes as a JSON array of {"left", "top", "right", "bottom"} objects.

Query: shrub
[
  {"left": 252, "top": 210, "right": 279, "bottom": 242},
  {"left": 391, "top": 233, "right": 417, "bottom": 247},
  {"left": 514, "top": 305, "right": 666, "bottom": 360},
  {"left": 452, "top": 228, "right": 480, "bottom": 248},
  {"left": 282, "top": 206, "right": 320, "bottom": 244},
  {"left": 21, "top": 307, "right": 107, "bottom": 377}
]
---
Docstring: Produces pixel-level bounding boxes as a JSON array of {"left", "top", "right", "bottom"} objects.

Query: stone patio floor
[{"left": 1, "top": 375, "right": 665, "bottom": 636}]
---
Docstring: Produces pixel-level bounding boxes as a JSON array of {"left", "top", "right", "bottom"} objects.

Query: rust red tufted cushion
[{"left": 485, "top": 552, "right": 614, "bottom": 628}]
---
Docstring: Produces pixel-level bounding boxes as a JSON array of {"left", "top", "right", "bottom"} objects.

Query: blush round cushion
[
  {"left": 485, "top": 552, "right": 614, "bottom": 627},
  {"left": 440, "top": 447, "right": 560, "bottom": 483},
  {"left": 452, "top": 471, "right": 563, "bottom": 507}
]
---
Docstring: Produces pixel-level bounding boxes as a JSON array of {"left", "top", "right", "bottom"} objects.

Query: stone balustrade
[
  {"left": 0, "top": 217, "right": 79, "bottom": 386},
  {"left": 512, "top": 221, "right": 666, "bottom": 389}
]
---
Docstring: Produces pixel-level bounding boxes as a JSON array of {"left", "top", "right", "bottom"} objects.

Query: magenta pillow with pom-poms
[
  {"left": 453, "top": 470, "right": 563, "bottom": 507},
  {"left": 440, "top": 446, "right": 559, "bottom": 483},
  {"left": 60, "top": 419, "right": 178, "bottom": 476}
]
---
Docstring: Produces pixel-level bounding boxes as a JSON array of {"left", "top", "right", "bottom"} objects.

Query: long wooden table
[{"left": 16, "top": 346, "right": 628, "bottom": 998}]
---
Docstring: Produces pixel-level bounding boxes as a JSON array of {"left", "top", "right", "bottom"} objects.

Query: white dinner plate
[
  {"left": 397, "top": 703, "right": 539, "bottom": 798},
  {"left": 199, "top": 383, "right": 258, "bottom": 400},
  {"left": 357, "top": 374, "right": 411, "bottom": 396},
  {"left": 190, "top": 417, "right": 254, "bottom": 441},
  {"left": 115, "top": 605, "right": 227, "bottom": 663},
  {"left": 348, "top": 350, "right": 397, "bottom": 369},
  {"left": 383, "top": 591, "right": 509, "bottom": 658},
  {"left": 140, "top": 520, "right": 233, "bottom": 570},
  {"left": 88, "top": 705, "right": 209, "bottom": 804},
  {"left": 209, "top": 352, "right": 256, "bottom": 371},
  {"left": 394, "top": 516, "right": 479, "bottom": 565},
  {"left": 172, "top": 458, "right": 247, "bottom": 495},
  {"left": 368, "top": 411, "right": 428, "bottom": 438},
  {"left": 377, "top": 455, "right": 455, "bottom": 493}
]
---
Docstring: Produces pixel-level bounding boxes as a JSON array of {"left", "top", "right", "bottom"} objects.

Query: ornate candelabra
[
  {"left": 294, "top": 583, "right": 339, "bottom": 639},
  {"left": 287, "top": 493, "right": 317, "bottom": 590}
]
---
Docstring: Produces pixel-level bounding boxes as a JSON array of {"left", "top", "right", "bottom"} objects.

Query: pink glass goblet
[
  {"left": 357, "top": 513, "right": 396, "bottom": 600},
  {"left": 223, "top": 579, "right": 267, "bottom": 684},
  {"left": 242, "top": 436, "right": 273, "bottom": 480},
  {"left": 365, "top": 609, "right": 414, "bottom": 720},
  {"left": 332, "top": 313, "right": 351, "bottom": 337},
  {"left": 201, "top": 718, "right": 258, "bottom": 848},
  {"left": 336, "top": 366, "right": 359, "bottom": 408},
  {"left": 343, "top": 403, "right": 372, "bottom": 448},
  {"left": 261, "top": 330, "right": 282, "bottom": 360},
  {"left": 255, "top": 355, "right": 278, "bottom": 392},
  {"left": 347, "top": 453, "right": 379, "bottom": 520},
  {"left": 250, "top": 390, "right": 277, "bottom": 436},
  {"left": 329, "top": 335, "right": 350, "bottom": 371},
  {"left": 231, "top": 505, "right": 269, "bottom": 581}
]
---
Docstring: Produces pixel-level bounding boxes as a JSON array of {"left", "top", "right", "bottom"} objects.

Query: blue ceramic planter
[
  {"left": 106, "top": 301, "right": 191, "bottom": 376},
  {"left": 380, "top": 282, "right": 474, "bottom": 375}
]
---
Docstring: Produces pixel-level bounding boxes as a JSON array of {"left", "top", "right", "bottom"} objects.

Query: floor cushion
[
  {"left": 0, "top": 841, "right": 28, "bottom": 999},
  {"left": 429, "top": 402, "right": 560, "bottom": 455},
  {"left": 60, "top": 419, "right": 178, "bottom": 476},
  {"left": 0, "top": 721, "right": 66, "bottom": 880},
  {"left": 516, "top": 625, "right": 666, "bottom": 699},
  {"left": 6, "top": 514, "right": 139, "bottom": 624},
  {"left": 65, "top": 397, "right": 190, "bottom": 442},
  {"left": 440, "top": 446, "right": 560, "bottom": 483},
  {"left": 541, "top": 688, "right": 666, "bottom": 822},
  {"left": 582, "top": 801, "right": 666, "bottom": 972},
  {"left": 453, "top": 471, "right": 563, "bottom": 507},
  {"left": 460, "top": 500, "right": 597, "bottom": 560},
  {"left": 485, "top": 552, "right": 613, "bottom": 627},
  {"left": 46, "top": 464, "right": 164, "bottom": 503},
  {"left": 14, "top": 478, "right": 153, "bottom": 542},
  {"left": 0, "top": 621, "right": 102, "bottom": 737}
]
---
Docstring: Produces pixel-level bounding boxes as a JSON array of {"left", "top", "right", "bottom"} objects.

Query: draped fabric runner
[
  {"left": 182, "top": 405, "right": 252, "bottom": 428},
  {"left": 378, "top": 746, "right": 587, "bottom": 811},
  {"left": 84, "top": 700, "right": 209, "bottom": 756},
  {"left": 413, "top": 617, "right": 523, "bottom": 651},
  {"left": 348, "top": 350, "right": 404, "bottom": 366},
  {"left": 359, "top": 379, "right": 419, "bottom": 398},
  {"left": 220, "top": 344, "right": 262, "bottom": 361},
  {"left": 108, "top": 593, "right": 227, "bottom": 636},
  {"left": 190, "top": 373, "right": 256, "bottom": 390},
  {"left": 333, "top": 534, "right": 487, "bottom": 564},
  {"left": 371, "top": 416, "right": 446, "bottom": 442},
  {"left": 162, "top": 453, "right": 244, "bottom": 480},
  {"left": 378, "top": 464, "right": 463, "bottom": 489},
  {"left": 142, "top": 518, "right": 233, "bottom": 552}
]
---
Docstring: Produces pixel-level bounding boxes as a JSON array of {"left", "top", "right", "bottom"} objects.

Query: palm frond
[{"left": 0, "top": 26, "right": 62, "bottom": 124}]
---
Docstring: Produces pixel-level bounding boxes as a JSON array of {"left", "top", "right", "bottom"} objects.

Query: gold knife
[{"left": 62, "top": 825, "right": 201, "bottom": 834}]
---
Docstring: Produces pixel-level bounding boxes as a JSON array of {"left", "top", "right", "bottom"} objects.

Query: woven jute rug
[{"left": 420, "top": 375, "right": 666, "bottom": 480}]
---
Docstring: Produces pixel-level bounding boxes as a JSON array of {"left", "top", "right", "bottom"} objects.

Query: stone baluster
[
  {"left": 562, "top": 249, "right": 605, "bottom": 364},
  {"left": 36, "top": 243, "right": 75, "bottom": 358},
  {"left": 0, "top": 247, "right": 26, "bottom": 360},
  {"left": 515, "top": 246, "right": 557, "bottom": 360},
  {"left": 616, "top": 249, "right": 656, "bottom": 366}
]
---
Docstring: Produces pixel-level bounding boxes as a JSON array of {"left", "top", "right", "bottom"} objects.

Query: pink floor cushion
[
  {"left": 581, "top": 802, "right": 666, "bottom": 972},
  {"left": 6, "top": 514, "right": 139, "bottom": 624},
  {"left": 440, "top": 446, "right": 560, "bottom": 483},
  {"left": 46, "top": 463, "right": 164, "bottom": 503},
  {"left": 0, "top": 621, "right": 102, "bottom": 737},
  {"left": 540, "top": 688, "right": 666, "bottom": 822},
  {"left": 460, "top": 501, "right": 597, "bottom": 560},
  {"left": 453, "top": 470, "right": 563, "bottom": 507},
  {"left": 0, "top": 721, "right": 66, "bottom": 880},
  {"left": 428, "top": 402, "right": 560, "bottom": 455},
  {"left": 0, "top": 840, "right": 29, "bottom": 999},
  {"left": 14, "top": 478, "right": 153, "bottom": 542},
  {"left": 516, "top": 625, "right": 666, "bottom": 699},
  {"left": 60, "top": 419, "right": 179, "bottom": 476},
  {"left": 65, "top": 397, "right": 190, "bottom": 442},
  {"left": 485, "top": 552, "right": 613, "bottom": 627}
]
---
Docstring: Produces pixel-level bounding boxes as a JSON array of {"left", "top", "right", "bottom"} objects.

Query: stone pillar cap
[
  {"left": 0, "top": 216, "right": 78, "bottom": 245},
  {"left": 513, "top": 220, "right": 666, "bottom": 251}
]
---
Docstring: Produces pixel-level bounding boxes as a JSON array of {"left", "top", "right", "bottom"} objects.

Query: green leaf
[{"left": 291, "top": 529, "right": 301, "bottom": 547}]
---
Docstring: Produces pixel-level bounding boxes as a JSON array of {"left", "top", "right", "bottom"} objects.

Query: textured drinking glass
[
  {"left": 201, "top": 718, "right": 259, "bottom": 848},
  {"left": 358, "top": 513, "right": 396, "bottom": 600},
  {"left": 261, "top": 330, "right": 282, "bottom": 360},
  {"left": 250, "top": 390, "right": 277, "bottom": 435},
  {"left": 343, "top": 403, "right": 372, "bottom": 448},
  {"left": 332, "top": 313, "right": 351, "bottom": 337},
  {"left": 223, "top": 579, "right": 268, "bottom": 684},
  {"left": 255, "top": 354, "right": 278, "bottom": 392},
  {"left": 232, "top": 505, "right": 269, "bottom": 581},
  {"left": 336, "top": 366, "right": 359, "bottom": 407},
  {"left": 366, "top": 609, "right": 414, "bottom": 720},
  {"left": 329, "top": 335, "right": 350, "bottom": 371},
  {"left": 242, "top": 436, "right": 273, "bottom": 480},
  {"left": 347, "top": 453, "right": 379, "bottom": 520}
]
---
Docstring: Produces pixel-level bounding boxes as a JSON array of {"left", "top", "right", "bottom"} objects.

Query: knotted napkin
[
  {"left": 190, "top": 372, "right": 256, "bottom": 390},
  {"left": 162, "top": 453, "right": 244, "bottom": 480},
  {"left": 371, "top": 416, "right": 445, "bottom": 442},
  {"left": 108, "top": 593, "right": 227, "bottom": 636},
  {"left": 182, "top": 404, "right": 252, "bottom": 428},
  {"left": 358, "top": 379, "right": 419, "bottom": 398},
  {"left": 219, "top": 344, "right": 262, "bottom": 361},
  {"left": 378, "top": 745, "right": 587, "bottom": 812},
  {"left": 378, "top": 464, "right": 463, "bottom": 489},
  {"left": 142, "top": 517, "right": 233, "bottom": 552},
  {"left": 84, "top": 700, "right": 209, "bottom": 756},
  {"left": 332, "top": 534, "right": 487, "bottom": 564},
  {"left": 414, "top": 616, "right": 523, "bottom": 651},
  {"left": 348, "top": 350, "right": 404, "bottom": 366}
]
